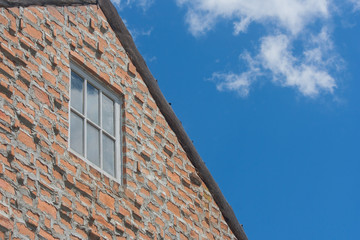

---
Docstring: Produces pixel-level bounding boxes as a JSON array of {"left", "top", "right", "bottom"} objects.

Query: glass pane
[
  {"left": 87, "top": 83, "right": 99, "bottom": 124},
  {"left": 103, "top": 134, "right": 115, "bottom": 177},
  {"left": 70, "top": 111, "right": 84, "bottom": 155},
  {"left": 71, "top": 72, "right": 84, "bottom": 113},
  {"left": 87, "top": 123, "right": 100, "bottom": 166},
  {"left": 102, "top": 94, "right": 114, "bottom": 135}
]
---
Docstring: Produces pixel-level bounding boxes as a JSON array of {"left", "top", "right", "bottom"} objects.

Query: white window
[{"left": 69, "top": 64, "right": 122, "bottom": 181}]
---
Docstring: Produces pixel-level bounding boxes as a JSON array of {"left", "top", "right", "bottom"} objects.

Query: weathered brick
[
  {"left": 43, "top": 70, "right": 56, "bottom": 86},
  {"left": 47, "top": 6, "right": 64, "bottom": 24},
  {"left": 0, "top": 4, "right": 238, "bottom": 240},
  {"left": 24, "top": 9, "right": 38, "bottom": 24},
  {"left": 0, "top": 14, "right": 7, "bottom": 25},
  {"left": 37, "top": 199, "right": 57, "bottom": 219},
  {"left": 24, "top": 24, "right": 42, "bottom": 41},
  {"left": 33, "top": 86, "right": 50, "bottom": 105},
  {"left": 17, "top": 222, "right": 35, "bottom": 239},
  {"left": 0, "top": 214, "right": 12, "bottom": 231},
  {"left": 18, "top": 130, "right": 36, "bottom": 150},
  {"left": 167, "top": 201, "right": 180, "bottom": 217},
  {"left": 98, "top": 191, "right": 114, "bottom": 206}
]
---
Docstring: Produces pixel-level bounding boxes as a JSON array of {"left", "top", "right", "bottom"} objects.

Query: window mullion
[
  {"left": 84, "top": 79, "right": 88, "bottom": 158},
  {"left": 115, "top": 102, "right": 121, "bottom": 181},
  {"left": 71, "top": 107, "right": 86, "bottom": 119},
  {"left": 100, "top": 91, "right": 103, "bottom": 169}
]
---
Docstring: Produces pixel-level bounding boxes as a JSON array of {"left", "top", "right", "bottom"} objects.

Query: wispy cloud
[
  {"left": 111, "top": 0, "right": 154, "bottom": 11},
  {"left": 122, "top": 18, "right": 153, "bottom": 42},
  {"left": 263, "top": 30, "right": 336, "bottom": 96},
  {"left": 212, "top": 53, "right": 260, "bottom": 97},
  {"left": 129, "top": 27, "right": 153, "bottom": 40},
  {"left": 350, "top": 0, "right": 360, "bottom": 10},
  {"left": 213, "top": 29, "right": 338, "bottom": 97},
  {"left": 177, "top": 0, "right": 341, "bottom": 98},
  {"left": 112, "top": 0, "right": 154, "bottom": 40},
  {"left": 176, "top": 0, "right": 329, "bottom": 36}
]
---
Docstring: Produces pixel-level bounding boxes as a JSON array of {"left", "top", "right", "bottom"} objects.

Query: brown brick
[
  {"left": 17, "top": 222, "right": 35, "bottom": 239},
  {"left": 47, "top": 6, "right": 64, "bottom": 24},
  {"left": 0, "top": 4, "right": 238, "bottom": 240},
  {"left": 18, "top": 130, "right": 36, "bottom": 150},
  {"left": 39, "top": 229, "right": 56, "bottom": 240},
  {"left": 52, "top": 142, "right": 64, "bottom": 155},
  {"left": 24, "top": 9, "right": 37, "bottom": 24},
  {"left": 33, "top": 86, "right": 49, "bottom": 105},
  {"left": 37, "top": 200, "right": 57, "bottom": 219},
  {"left": 0, "top": 14, "right": 7, "bottom": 25},
  {"left": 0, "top": 214, "right": 12, "bottom": 231},
  {"left": 43, "top": 70, "right": 56, "bottom": 86},
  {"left": 24, "top": 24, "right": 42, "bottom": 41},
  {"left": 167, "top": 202, "right": 180, "bottom": 217}
]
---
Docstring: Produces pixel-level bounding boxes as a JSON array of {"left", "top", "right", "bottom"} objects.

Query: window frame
[{"left": 68, "top": 63, "right": 122, "bottom": 183}]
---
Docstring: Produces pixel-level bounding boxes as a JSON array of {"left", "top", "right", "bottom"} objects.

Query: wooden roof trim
[
  {"left": 0, "top": 0, "right": 248, "bottom": 239},
  {"left": 0, "top": 0, "right": 95, "bottom": 7}
]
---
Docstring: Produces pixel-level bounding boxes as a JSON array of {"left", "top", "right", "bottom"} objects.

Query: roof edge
[
  {"left": 97, "top": 1, "right": 247, "bottom": 239},
  {"left": 0, "top": 0, "right": 95, "bottom": 8},
  {"left": 0, "top": 0, "right": 248, "bottom": 239}
]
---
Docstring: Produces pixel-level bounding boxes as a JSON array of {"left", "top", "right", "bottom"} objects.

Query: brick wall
[{"left": 0, "top": 5, "right": 236, "bottom": 239}]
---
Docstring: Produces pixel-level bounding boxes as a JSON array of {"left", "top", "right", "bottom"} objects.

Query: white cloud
[
  {"left": 212, "top": 53, "right": 260, "bottom": 97},
  {"left": 176, "top": 0, "right": 341, "bottom": 98},
  {"left": 122, "top": 18, "right": 153, "bottom": 42},
  {"left": 233, "top": 17, "right": 252, "bottom": 35},
  {"left": 111, "top": 0, "right": 154, "bottom": 11},
  {"left": 215, "top": 29, "right": 337, "bottom": 97},
  {"left": 176, "top": 0, "right": 330, "bottom": 36},
  {"left": 214, "top": 73, "right": 252, "bottom": 97},
  {"left": 113, "top": 0, "right": 340, "bottom": 98},
  {"left": 351, "top": 0, "right": 360, "bottom": 10},
  {"left": 129, "top": 27, "right": 153, "bottom": 40},
  {"left": 259, "top": 32, "right": 336, "bottom": 96}
]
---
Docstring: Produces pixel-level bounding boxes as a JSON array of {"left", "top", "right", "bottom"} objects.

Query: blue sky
[{"left": 111, "top": 0, "right": 360, "bottom": 239}]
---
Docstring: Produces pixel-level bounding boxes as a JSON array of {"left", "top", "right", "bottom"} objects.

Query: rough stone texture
[{"left": 0, "top": 5, "right": 237, "bottom": 239}]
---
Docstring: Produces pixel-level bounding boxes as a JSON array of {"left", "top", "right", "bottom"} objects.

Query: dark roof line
[
  {"left": 0, "top": 0, "right": 95, "bottom": 7},
  {"left": 0, "top": 0, "right": 248, "bottom": 239}
]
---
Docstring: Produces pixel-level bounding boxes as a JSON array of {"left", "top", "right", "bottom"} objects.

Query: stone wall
[{"left": 0, "top": 4, "right": 236, "bottom": 239}]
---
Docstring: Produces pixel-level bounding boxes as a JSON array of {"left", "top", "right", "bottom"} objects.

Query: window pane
[
  {"left": 87, "top": 83, "right": 99, "bottom": 124},
  {"left": 102, "top": 94, "right": 114, "bottom": 135},
  {"left": 71, "top": 72, "right": 84, "bottom": 113},
  {"left": 103, "top": 134, "right": 115, "bottom": 176},
  {"left": 87, "top": 123, "right": 100, "bottom": 166},
  {"left": 70, "top": 111, "right": 83, "bottom": 155}
]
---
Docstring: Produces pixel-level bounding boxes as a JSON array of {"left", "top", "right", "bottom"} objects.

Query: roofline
[
  {"left": 0, "top": 0, "right": 95, "bottom": 7},
  {"left": 0, "top": 0, "right": 248, "bottom": 239}
]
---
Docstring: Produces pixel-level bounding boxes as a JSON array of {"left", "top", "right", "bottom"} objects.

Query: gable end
[{"left": 0, "top": 0, "right": 248, "bottom": 239}]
